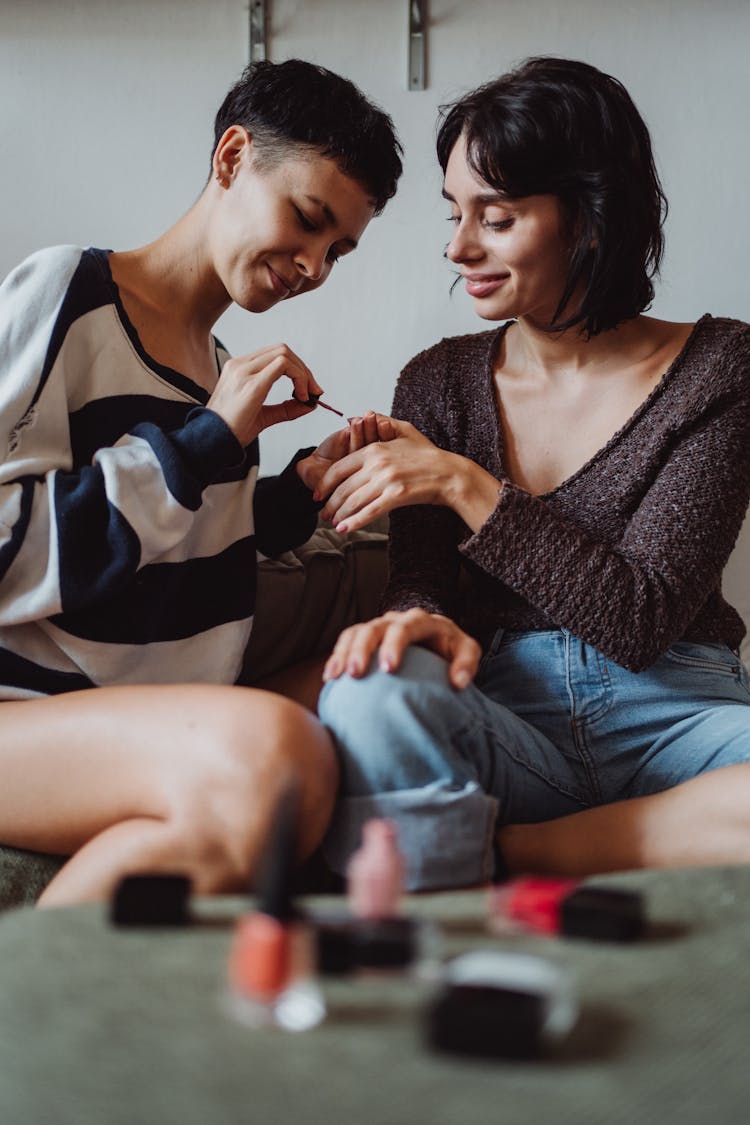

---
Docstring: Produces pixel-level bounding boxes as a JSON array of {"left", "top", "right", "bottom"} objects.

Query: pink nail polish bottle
[
  {"left": 316, "top": 820, "right": 440, "bottom": 978},
  {"left": 346, "top": 819, "right": 405, "bottom": 920}
]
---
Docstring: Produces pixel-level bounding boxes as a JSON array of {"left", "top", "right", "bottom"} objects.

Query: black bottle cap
[
  {"left": 315, "top": 916, "right": 418, "bottom": 975},
  {"left": 110, "top": 873, "right": 191, "bottom": 927},
  {"left": 350, "top": 917, "right": 417, "bottom": 969},
  {"left": 316, "top": 920, "right": 358, "bottom": 975},
  {"left": 561, "top": 886, "right": 644, "bottom": 941},
  {"left": 426, "top": 983, "right": 546, "bottom": 1059}
]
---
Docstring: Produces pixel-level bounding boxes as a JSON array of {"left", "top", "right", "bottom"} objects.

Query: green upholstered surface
[
  {"left": 1, "top": 866, "right": 749, "bottom": 1125},
  {"left": 0, "top": 845, "right": 65, "bottom": 909}
]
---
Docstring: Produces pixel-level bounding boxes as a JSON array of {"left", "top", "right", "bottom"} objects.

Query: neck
[
  {"left": 113, "top": 195, "right": 231, "bottom": 340},
  {"left": 508, "top": 314, "right": 645, "bottom": 380}
]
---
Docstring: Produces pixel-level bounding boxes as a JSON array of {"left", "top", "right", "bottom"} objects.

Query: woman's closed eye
[
  {"left": 445, "top": 213, "right": 514, "bottom": 231},
  {"left": 295, "top": 207, "right": 317, "bottom": 232}
]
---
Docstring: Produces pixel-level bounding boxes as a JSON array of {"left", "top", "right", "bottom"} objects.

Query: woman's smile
[{"left": 463, "top": 273, "right": 510, "bottom": 298}]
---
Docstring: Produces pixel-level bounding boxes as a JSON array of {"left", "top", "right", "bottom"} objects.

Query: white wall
[{"left": 2, "top": 0, "right": 749, "bottom": 651}]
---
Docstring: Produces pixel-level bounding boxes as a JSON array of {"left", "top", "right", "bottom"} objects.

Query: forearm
[
  {"left": 254, "top": 448, "right": 322, "bottom": 557},
  {"left": 382, "top": 504, "right": 462, "bottom": 619},
  {"left": 438, "top": 451, "right": 503, "bottom": 533}
]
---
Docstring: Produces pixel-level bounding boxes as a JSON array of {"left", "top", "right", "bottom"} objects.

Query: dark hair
[
  {"left": 212, "top": 58, "right": 402, "bottom": 215},
  {"left": 436, "top": 57, "right": 667, "bottom": 336}
]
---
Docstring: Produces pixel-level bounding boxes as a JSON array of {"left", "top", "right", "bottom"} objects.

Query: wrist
[
  {"left": 443, "top": 454, "right": 502, "bottom": 531},
  {"left": 295, "top": 453, "right": 317, "bottom": 492}
]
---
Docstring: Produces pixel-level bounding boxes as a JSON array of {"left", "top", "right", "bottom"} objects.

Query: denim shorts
[{"left": 319, "top": 630, "right": 750, "bottom": 890}]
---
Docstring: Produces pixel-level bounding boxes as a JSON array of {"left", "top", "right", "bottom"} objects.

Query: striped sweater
[
  {"left": 385, "top": 315, "right": 750, "bottom": 672},
  {"left": 0, "top": 245, "right": 319, "bottom": 699}
]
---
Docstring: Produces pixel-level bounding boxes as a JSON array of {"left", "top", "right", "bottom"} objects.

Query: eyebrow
[
  {"left": 441, "top": 187, "right": 510, "bottom": 205},
  {"left": 304, "top": 194, "right": 359, "bottom": 250}
]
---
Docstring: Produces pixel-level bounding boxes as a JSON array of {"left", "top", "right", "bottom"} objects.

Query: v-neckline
[
  {"left": 90, "top": 247, "right": 221, "bottom": 405},
  {"left": 484, "top": 315, "right": 709, "bottom": 499}
]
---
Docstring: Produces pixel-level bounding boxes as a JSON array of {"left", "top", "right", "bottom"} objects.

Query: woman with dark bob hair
[
  {"left": 0, "top": 59, "right": 402, "bottom": 904},
  {"left": 315, "top": 57, "right": 750, "bottom": 889}
]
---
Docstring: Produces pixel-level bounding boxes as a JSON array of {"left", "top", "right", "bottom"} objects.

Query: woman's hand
[
  {"left": 316, "top": 417, "right": 453, "bottom": 529},
  {"left": 317, "top": 415, "right": 502, "bottom": 533},
  {"left": 323, "top": 608, "right": 481, "bottom": 690},
  {"left": 296, "top": 410, "right": 397, "bottom": 494},
  {"left": 207, "top": 343, "right": 322, "bottom": 447}
]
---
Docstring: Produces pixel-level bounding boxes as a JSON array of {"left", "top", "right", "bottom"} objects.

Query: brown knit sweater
[{"left": 384, "top": 314, "right": 750, "bottom": 672}]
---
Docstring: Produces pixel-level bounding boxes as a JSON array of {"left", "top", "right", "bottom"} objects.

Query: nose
[
  {"left": 446, "top": 220, "right": 481, "bottom": 264},
  {"left": 294, "top": 241, "right": 328, "bottom": 283}
]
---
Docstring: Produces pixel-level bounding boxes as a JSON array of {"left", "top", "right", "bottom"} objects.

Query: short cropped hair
[
  {"left": 212, "top": 58, "right": 403, "bottom": 215},
  {"left": 436, "top": 57, "right": 667, "bottom": 336}
]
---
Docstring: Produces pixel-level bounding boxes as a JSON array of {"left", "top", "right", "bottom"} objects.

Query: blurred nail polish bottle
[
  {"left": 224, "top": 787, "right": 326, "bottom": 1032},
  {"left": 488, "top": 876, "right": 645, "bottom": 942},
  {"left": 316, "top": 819, "right": 440, "bottom": 978}
]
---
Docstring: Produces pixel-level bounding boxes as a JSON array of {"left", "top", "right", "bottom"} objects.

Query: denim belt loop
[{"left": 485, "top": 625, "right": 506, "bottom": 660}]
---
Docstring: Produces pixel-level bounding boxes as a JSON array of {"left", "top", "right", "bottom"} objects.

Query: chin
[
  {"left": 236, "top": 292, "right": 279, "bottom": 314},
  {"left": 474, "top": 302, "right": 512, "bottom": 322}
]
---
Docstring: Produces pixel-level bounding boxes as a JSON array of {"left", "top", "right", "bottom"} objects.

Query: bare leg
[
  {"left": 499, "top": 763, "right": 750, "bottom": 877},
  {"left": 0, "top": 684, "right": 338, "bottom": 907}
]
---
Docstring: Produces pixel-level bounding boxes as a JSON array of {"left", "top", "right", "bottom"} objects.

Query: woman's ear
[{"left": 213, "top": 125, "right": 252, "bottom": 189}]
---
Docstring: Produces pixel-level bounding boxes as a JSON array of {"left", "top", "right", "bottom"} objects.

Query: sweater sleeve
[
  {"left": 460, "top": 328, "right": 750, "bottom": 671},
  {"left": 381, "top": 344, "right": 464, "bottom": 618},
  {"left": 0, "top": 249, "right": 248, "bottom": 625},
  {"left": 253, "top": 447, "right": 322, "bottom": 558}
]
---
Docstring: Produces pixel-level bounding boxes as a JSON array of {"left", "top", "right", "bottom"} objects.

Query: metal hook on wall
[
  {"left": 249, "top": 0, "right": 268, "bottom": 62},
  {"left": 408, "top": 0, "right": 427, "bottom": 90}
]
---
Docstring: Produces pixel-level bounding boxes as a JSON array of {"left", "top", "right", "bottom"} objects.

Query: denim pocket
[{"left": 663, "top": 641, "right": 741, "bottom": 677}]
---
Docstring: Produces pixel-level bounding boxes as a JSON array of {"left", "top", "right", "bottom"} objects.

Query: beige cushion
[{"left": 239, "top": 523, "right": 388, "bottom": 685}]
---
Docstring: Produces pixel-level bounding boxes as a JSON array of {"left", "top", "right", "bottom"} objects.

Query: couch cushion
[{"left": 239, "top": 523, "right": 388, "bottom": 685}]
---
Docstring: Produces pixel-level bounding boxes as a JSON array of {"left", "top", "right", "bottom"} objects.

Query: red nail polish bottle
[{"left": 489, "top": 876, "right": 644, "bottom": 942}]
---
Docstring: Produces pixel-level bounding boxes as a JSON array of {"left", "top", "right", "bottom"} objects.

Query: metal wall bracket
[
  {"left": 408, "top": 0, "right": 427, "bottom": 90},
  {"left": 249, "top": 0, "right": 268, "bottom": 63}
]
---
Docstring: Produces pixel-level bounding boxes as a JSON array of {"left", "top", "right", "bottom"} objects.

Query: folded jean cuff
[{"left": 322, "top": 781, "right": 499, "bottom": 892}]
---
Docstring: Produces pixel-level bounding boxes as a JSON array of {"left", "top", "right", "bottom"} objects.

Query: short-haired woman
[{"left": 0, "top": 59, "right": 402, "bottom": 904}]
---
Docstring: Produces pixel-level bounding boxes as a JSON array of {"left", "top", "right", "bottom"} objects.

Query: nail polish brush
[{"left": 294, "top": 391, "right": 345, "bottom": 417}]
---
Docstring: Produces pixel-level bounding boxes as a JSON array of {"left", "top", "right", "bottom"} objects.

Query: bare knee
[{"left": 166, "top": 688, "right": 338, "bottom": 894}]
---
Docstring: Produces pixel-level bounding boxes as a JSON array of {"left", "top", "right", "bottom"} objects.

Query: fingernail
[
  {"left": 347, "top": 659, "right": 361, "bottom": 676},
  {"left": 454, "top": 670, "right": 470, "bottom": 689},
  {"left": 312, "top": 490, "right": 320, "bottom": 502},
  {"left": 379, "top": 657, "right": 392, "bottom": 673},
  {"left": 336, "top": 522, "right": 348, "bottom": 533}
]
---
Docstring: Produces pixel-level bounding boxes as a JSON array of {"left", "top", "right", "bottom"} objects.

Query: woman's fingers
[
  {"left": 323, "top": 620, "right": 387, "bottom": 681},
  {"left": 209, "top": 342, "right": 328, "bottom": 444},
  {"left": 361, "top": 410, "right": 381, "bottom": 446},
  {"left": 391, "top": 610, "right": 481, "bottom": 687},
  {"left": 323, "top": 610, "right": 480, "bottom": 689},
  {"left": 375, "top": 415, "right": 396, "bottom": 442},
  {"left": 442, "top": 628, "right": 482, "bottom": 689},
  {"left": 348, "top": 417, "right": 365, "bottom": 452}
]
